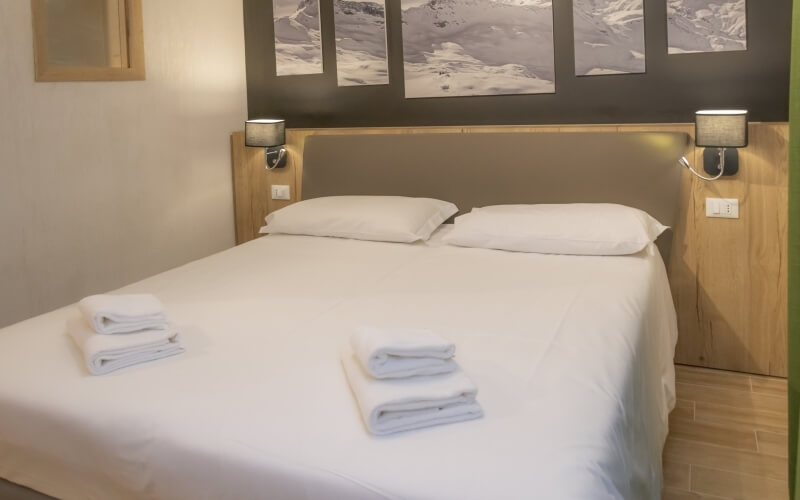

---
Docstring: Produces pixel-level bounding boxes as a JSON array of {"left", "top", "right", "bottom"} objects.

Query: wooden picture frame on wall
[{"left": 31, "top": 0, "right": 145, "bottom": 82}]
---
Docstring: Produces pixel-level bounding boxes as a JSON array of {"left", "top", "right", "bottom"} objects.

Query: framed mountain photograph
[
  {"left": 273, "top": 0, "right": 324, "bottom": 75},
  {"left": 667, "top": 0, "right": 747, "bottom": 54},
  {"left": 334, "top": 0, "right": 390, "bottom": 86},
  {"left": 573, "top": 0, "right": 646, "bottom": 76},
  {"left": 401, "top": 0, "right": 555, "bottom": 98}
]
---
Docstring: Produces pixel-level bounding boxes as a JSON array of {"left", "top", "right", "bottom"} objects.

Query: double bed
[{"left": 0, "top": 131, "right": 689, "bottom": 499}]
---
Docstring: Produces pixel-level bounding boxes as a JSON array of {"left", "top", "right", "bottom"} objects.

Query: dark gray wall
[{"left": 244, "top": 0, "right": 792, "bottom": 127}]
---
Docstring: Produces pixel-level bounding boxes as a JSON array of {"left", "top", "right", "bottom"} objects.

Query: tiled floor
[{"left": 663, "top": 365, "right": 789, "bottom": 499}]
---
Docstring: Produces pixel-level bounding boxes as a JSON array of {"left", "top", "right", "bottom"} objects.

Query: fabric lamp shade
[
  {"left": 245, "top": 119, "right": 285, "bottom": 147},
  {"left": 695, "top": 110, "right": 749, "bottom": 147}
]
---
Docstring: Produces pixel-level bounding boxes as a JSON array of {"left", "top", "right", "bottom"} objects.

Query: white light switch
[
  {"left": 705, "top": 198, "right": 739, "bottom": 219},
  {"left": 271, "top": 185, "right": 291, "bottom": 201}
]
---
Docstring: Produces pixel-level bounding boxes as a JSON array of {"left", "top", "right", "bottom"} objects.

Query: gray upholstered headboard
[{"left": 302, "top": 132, "right": 690, "bottom": 265}]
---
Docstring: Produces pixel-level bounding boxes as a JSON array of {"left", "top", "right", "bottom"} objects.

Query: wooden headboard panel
[
  {"left": 302, "top": 132, "right": 691, "bottom": 264},
  {"left": 230, "top": 123, "right": 789, "bottom": 377}
]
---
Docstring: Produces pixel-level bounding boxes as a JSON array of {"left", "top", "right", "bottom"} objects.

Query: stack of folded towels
[
  {"left": 67, "top": 294, "right": 184, "bottom": 376},
  {"left": 341, "top": 326, "right": 483, "bottom": 435}
]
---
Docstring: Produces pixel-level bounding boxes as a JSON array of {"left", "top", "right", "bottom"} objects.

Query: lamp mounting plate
[
  {"left": 703, "top": 148, "right": 738, "bottom": 177},
  {"left": 266, "top": 146, "right": 287, "bottom": 169}
]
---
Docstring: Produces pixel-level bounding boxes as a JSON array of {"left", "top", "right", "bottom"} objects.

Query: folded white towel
[
  {"left": 67, "top": 316, "right": 184, "bottom": 375},
  {"left": 351, "top": 327, "right": 457, "bottom": 379},
  {"left": 341, "top": 346, "right": 483, "bottom": 435},
  {"left": 79, "top": 294, "right": 168, "bottom": 334}
]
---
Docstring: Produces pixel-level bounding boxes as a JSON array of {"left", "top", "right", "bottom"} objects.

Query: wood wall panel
[
  {"left": 230, "top": 123, "right": 789, "bottom": 377},
  {"left": 670, "top": 123, "right": 789, "bottom": 376},
  {"left": 231, "top": 132, "right": 268, "bottom": 244}
]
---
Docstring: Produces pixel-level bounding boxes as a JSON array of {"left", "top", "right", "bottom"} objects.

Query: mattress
[{"left": 0, "top": 226, "right": 678, "bottom": 500}]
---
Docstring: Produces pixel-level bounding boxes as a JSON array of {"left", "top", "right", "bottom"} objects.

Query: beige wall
[{"left": 0, "top": 1, "right": 247, "bottom": 327}]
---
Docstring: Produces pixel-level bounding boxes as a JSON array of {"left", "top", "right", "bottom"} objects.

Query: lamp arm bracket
[
  {"left": 679, "top": 154, "right": 726, "bottom": 182},
  {"left": 265, "top": 147, "right": 287, "bottom": 170}
]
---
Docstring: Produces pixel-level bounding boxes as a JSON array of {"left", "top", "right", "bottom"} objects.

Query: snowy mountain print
[
  {"left": 573, "top": 0, "right": 646, "bottom": 76},
  {"left": 401, "top": 0, "right": 555, "bottom": 98},
  {"left": 334, "top": 0, "right": 390, "bottom": 86},
  {"left": 667, "top": 0, "right": 747, "bottom": 53},
  {"left": 273, "top": 0, "right": 323, "bottom": 75}
]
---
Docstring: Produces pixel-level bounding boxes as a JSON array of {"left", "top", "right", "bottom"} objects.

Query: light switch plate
[
  {"left": 705, "top": 198, "right": 739, "bottom": 219},
  {"left": 271, "top": 185, "right": 290, "bottom": 201}
]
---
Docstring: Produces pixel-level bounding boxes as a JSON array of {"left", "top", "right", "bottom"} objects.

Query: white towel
[
  {"left": 79, "top": 294, "right": 168, "bottom": 334},
  {"left": 341, "top": 346, "right": 483, "bottom": 435},
  {"left": 67, "top": 316, "right": 184, "bottom": 375},
  {"left": 351, "top": 327, "right": 457, "bottom": 379}
]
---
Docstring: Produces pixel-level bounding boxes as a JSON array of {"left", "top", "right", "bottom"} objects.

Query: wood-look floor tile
[
  {"left": 756, "top": 431, "right": 789, "bottom": 459},
  {"left": 665, "top": 366, "right": 788, "bottom": 500},
  {"left": 668, "top": 417, "right": 758, "bottom": 452},
  {"left": 671, "top": 399, "right": 695, "bottom": 422},
  {"left": 664, "top": 438, "right": 787, "bottom": 481},
  {"left": 750, "top": 376, "right": 788, "bottom": 397},
  {"left": 676, "top": 382, "right": 788, "bottom": 414},
  {"left": 664, "top": 459, "right": 692, "bottom": 490},
  {"left": 676, "top": 365, "right": 752, "bottom": 392},
  {"left": 691, "top": 466, "right": 788, "bottom": 500},
  {"left": 662, "top": 488, "right": 728, "bottom": 500},
  {"left": 694, "top": 401, "right": 787, "bottom": 433}
]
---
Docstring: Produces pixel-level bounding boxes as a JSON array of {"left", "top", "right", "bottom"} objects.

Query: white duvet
[{"left": 0, "top": 226, "right": 677, "bottom": 500}]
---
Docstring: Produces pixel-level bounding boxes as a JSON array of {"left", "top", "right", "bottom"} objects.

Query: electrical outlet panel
[
  {"left": 705, "top": 198, "right": 739, "bottom": 219},
  {"left": 271, "top": 185, "right": 291, "bottom": 201}
]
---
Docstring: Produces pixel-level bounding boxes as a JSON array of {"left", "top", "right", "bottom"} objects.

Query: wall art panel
[
  {"left": 667, "top": 0, "right": 747, "bottom": 54},
  {"left": 573, "top": 0, "right": 646, "bottom": 76},
  {"left": 334, "top": 0, "right": 389, "bottom": 86},
  {"left": 401, "top": 0, "right": 555, "bottom": 98},
  {"left": 274, "top": 0, "right": 323, "bottom": 75}
]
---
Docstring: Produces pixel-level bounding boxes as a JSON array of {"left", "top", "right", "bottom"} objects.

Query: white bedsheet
[{"left": 0, "top": 226, "right": 677, "bottom": 500}]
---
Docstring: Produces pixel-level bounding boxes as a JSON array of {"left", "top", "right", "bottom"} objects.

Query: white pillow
[
  {"left": 442, "top": 203, "right": 668, "bottom": 256},
  {"left": 260, "top": 196, "right": 458, "bottom": 243}
]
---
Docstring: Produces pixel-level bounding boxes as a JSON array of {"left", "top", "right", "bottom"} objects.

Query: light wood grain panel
[
  {"left": 664, "top": 460, "right": 693, "bottom": 491},
  {"left": 676, "top": 365, "right": 754, "bottom": 392},
  {"left": 672, "top": 399, "right": 696, "bottom": 421},
  {"left": 756, "top": 431, "right": 789, "bottom": 458},
  {"left": 750, "top": 376, "right": 788, "bottom": 397},
  {"left": 284, "top": 129, "right": 311, "bottom": 202},
  {"left": 662, "top": 488, "right": 717, "bottom": 500},
  {"left": 664, "top": 366, "right": 789, "bottom": 499},
  {"left": 621, "top": 123, "right": 788, "bottom": 377},
  {"left": 668, "top": 415, "right": 759, "bottom": 452},
  {"left": 266, "top": 158, "right": 296, "bottom": 214},
  {"left": 232, "top": 123, "right": 789, "bottom": 376},
  {"left": 691, "top": 466, "right": 788, "bottom": 500},
  {"left": 230, "top": 132, "right": 250, "bottom": 243},
  {"left": 105, "top": 0, "right": 127, "bottom": 68},
  {"left": 694, "top": 401, "right": 787, "bottom": 433},
  {"left": 665, "top": 438, "right": 788, "bottom": 482},
  {"left": 747, "top": 124, "right": 789, "bottom": 377},
  {"left": 670, "top": 123, "right": 789, "bottom": 376},
  {"left": 676, "top": 382, "right": 788, "bottom": 413},
  {"left": 558, "top": 125, "right": 619, "bottom": 132},
  {"left": 231, "top": 131, "right": 270, "bottom": 243},
  {"left": 464, "top": 126, "right": 560, "bottom": 133}
]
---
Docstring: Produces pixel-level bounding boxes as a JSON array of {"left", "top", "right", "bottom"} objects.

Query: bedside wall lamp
[
  {"left": 245, "top": 119, "right": 287, "bottom": 169},
  {"left": 679, "top": 110, "right": 748, "bottom": 181}
]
